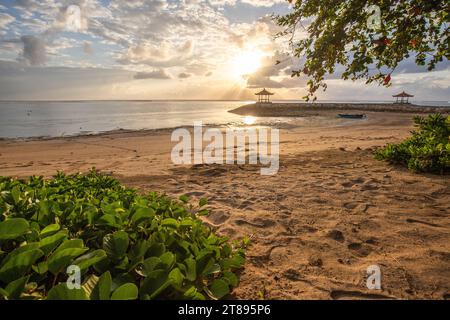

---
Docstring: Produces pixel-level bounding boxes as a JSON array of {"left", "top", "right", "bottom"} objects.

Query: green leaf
[
  {"left": 11, "top": 186, "right": 21, "bottom": 204},
  {"left": 199, "top": 198, "right": 208, "bottom": 207},
  {"left": 5, "top": 275, "right": 29, "bottom": 299},
  {"left": 54, "top": 239, "right": 84, "bottom": 253},
  {"left": 32, "top": 261, "right": 48, "bottom": 274},
  {"left": 229, "top": 254, "right": 245, "bottom": 268},
  {"left": 131, "top": 207, "right": 154, "bottom": 225},
  {"left": 0, "top": 288, "right": 8, "bottom": 299},
  {"left": 0, "top": 243, "right": 39, "bottom": 266},
  {"left": 161, "top": 218, "right": 179, "bottom": 228},
  {"left": 209, "top": 279, "right": 229, "bottom": 299},
  {"left": 179, "top": 195, "right": 189, "bottom": 203},
  {"left": 0, "top": 249, "right": 44, "bottom": 283},
  {"left": 91, "top": 271, "right": 112, "bottom": 300},
  {"left": 111, "top": 283, "right": 138, "bottom": 300},
  {"left": 40, "top": 224, "right": 60, "bottom": 238},
  {"left": 97, "top": 214, "right": 120, "bottom": 228},
  {"left": 159, "top": 252, "right": 175, "bottom": 269},
  {"left": 168, "top": 268, "right": 184, "bottom": 287},
  {"left": 180, "top": 218, "right": 195, "bottom": 227},
  {"left": 197, "top": 209, "right": 209, "bottom": 216},
  {"left": 72, "top": 249, "right": 107, "bottom": 273},
  {"left": 103, "top": 231, "right": 129, "bottom": 259},
  {"left": 139, "top": 270, "right": 170, "bottom": 299},
  {"left": 47, "top": 283, "right": 88, "bottom": 300},
  {"left": 147, "top": 243, "right": 165, "bottom": 257},
  {"left": 223, "top": 270, "right": 238, "bottom": 287},
  {"left": 48, "top": 248, "right": 88, "bottom": 275},
  {"left": 38, "top": 231, "right": 68, "bottom": 255},
  {"left": 183, "top": 286, "right": 205, "bottom": 300},
  {"left": 203, "top": 263, "right": 221, "bottom": 276},
  {"left": 184, "top": 257, "right": 197, "bottom": 282},
  {"left": 0, "top": 218, "right": 29, "bottom": 240},
  {"left": 142, "top": 257, "right": 162, "bottom": 275}
]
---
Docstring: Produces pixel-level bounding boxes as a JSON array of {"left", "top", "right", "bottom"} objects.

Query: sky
[{"left": 0, "top": 0, "right": 448, "bottom": 101}]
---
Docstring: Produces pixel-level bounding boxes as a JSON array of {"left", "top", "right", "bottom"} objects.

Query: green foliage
[
  {"left": 276, "top": 1, "right": 449, "bottom": 100},
  {"left": 0, "top": 170, "right": 246, "bottom": 300},
  {"left": 375, "top": 114, "right": 450, "bottom": 173}
]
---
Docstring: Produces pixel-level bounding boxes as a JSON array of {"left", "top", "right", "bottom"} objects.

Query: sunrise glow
[{"left": 230, "top": 50, "right": 265, "bottom": 78}]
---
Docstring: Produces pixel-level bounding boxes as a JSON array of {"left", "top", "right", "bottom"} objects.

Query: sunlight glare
[
  {"left": 231, "top": 50, "right": 263, "bottom": 78},
  {"left": 243, "top": 116, "right": 257, "bottom": 125}
]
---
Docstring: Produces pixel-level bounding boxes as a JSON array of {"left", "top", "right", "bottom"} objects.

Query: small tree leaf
[
  {"left": 47, "top": 283, "right": 89, "bottom": 300},
  {"left": 0, "top": 249, "right": 44, "bottom": 283},
  {"left": 111, "top": 283, "right": 138, "bottom": 300},
  {"left": 209, "top": 279, "right": 229, "bottom": 299},
  {"left": 0, "top": 218, "right": 29, "bottom": 240}
]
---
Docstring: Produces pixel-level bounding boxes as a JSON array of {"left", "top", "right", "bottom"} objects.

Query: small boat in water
[{"left": 338, "top": 114, "right": 366, "bottom": 119}]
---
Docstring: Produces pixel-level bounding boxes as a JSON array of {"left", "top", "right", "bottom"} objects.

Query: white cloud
[
  {"left": 208, "top": 0, "right": 236, "bottom": 6},
  {"left": 240, "top": 0, "right": 285, "bottom": 8},
  {"left": 0, "top": 13, "right": 15, "bottom": 34}
]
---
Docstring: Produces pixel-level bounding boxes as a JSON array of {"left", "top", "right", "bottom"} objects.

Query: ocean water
[
  {"left": 0, "top": 100, "right": 448, "bottom": 139},
  {"left": 0, "top": 101, "right": 250, "bottom": 138}
]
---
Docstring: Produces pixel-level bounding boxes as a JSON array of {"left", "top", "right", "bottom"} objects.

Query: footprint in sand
[
  {"left": 205, "top": 210, "right": 230, "bottom": 226},
  {"left": 234, "top": 217, "right": 276, "bottom": 228},
  {"left": 341, "top": 182, "right": 353, "bottom": 188},
  {"left": 360, "top": 182, "right": 379, "bottom": 191},
  {"left": 347, "top": 242, "right": 372, "bottom": 257},
  {"left": 343, "top": 202, "right": 370, "bottom": 212},
  {"left": 343, "top": 202, "right": 358, "bottom": 210},
  {"left": 327, "top": 229, "right": 345, "bottom": 242},
  {"left": 184, "top": 191, "right": 206, "bottom": 197},
  {"left": 238, "top": 199, "right": 255, "bottom": 210}
]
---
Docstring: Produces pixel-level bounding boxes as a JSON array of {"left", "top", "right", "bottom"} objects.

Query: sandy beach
[{"left": 0, "top": 109, "right": 449, "bottom": 300}]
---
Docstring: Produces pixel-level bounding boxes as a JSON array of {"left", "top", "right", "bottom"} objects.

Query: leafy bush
[
  {"left": 375, "top": 114, "right": 450, "bottom": 173},
  {"left": 0, "top": 170, "right": 246, "bottom": 300}
]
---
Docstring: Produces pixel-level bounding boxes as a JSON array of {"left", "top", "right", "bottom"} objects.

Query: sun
[{"left": 230, "top": 50, "right": 264, "bottom": 78}]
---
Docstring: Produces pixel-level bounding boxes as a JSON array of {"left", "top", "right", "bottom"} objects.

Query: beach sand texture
[{"left": 0, "top": 110, "right": 449, "bottom": 299}]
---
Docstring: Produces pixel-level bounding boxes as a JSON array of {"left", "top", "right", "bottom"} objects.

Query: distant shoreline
[
  {"left": 0, "top": 99, "right": 449, "bottom": 106},
  {"left": 229, "top": 102, "right": 450, "bottom": 117}
]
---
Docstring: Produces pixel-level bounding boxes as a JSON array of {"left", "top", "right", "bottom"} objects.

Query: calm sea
[{"left": 0, "top": 100, "right": 448, "bottom": 138}]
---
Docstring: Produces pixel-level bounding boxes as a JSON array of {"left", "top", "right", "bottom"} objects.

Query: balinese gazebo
[
  {"left": 255, "top": 88, "right": 274, "bottom": 103},
  {"left": 393, "top": 91, "right": 414, "bottom": 104}
]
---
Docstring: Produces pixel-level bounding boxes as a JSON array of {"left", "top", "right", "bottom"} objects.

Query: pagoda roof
[
  {"left": 393, "top": 91, "right": 414, "bottom": 97},
  {"left": 255, "top": 88, "right": 274, "bottom": 95}
]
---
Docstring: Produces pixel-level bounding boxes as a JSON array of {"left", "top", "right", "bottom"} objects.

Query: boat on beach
[{"left": 338, "top": 114, "right": 366, "bottom": 119}]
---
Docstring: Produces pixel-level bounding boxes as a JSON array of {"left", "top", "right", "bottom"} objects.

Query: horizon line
[{"left": 0, "top": 98, "right": 448, "bottom": 103}]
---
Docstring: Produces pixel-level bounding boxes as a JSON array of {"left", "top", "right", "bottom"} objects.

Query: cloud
[
  {"left": 240, "top": 0, "right": 285, "bottom": 7},
  {"left": 178, "top": 72, "right": 192, "bottom": 79},
  {"left": 393, "top": 57, "right": 449, "bottom": 74},
  {"left": 208, "top": 0, "right": 237, "bottom": 6},
  {"left": 245, "top": 50, "right": 292, "bottom": 88},
  {"left": 20, "top": 35, "right": 46, "bottom": 66},
  {"left": 228, "top": 17, "right": 279, "bottom": 49},
  {"left": 134, "top": 69, "right": 171, "bottom": 79},
  {"left": 118, "top": 40, "right": 195, "bottom": 67},
  {"left": 0, "top": 60, "right": 135, "bottom": 100},
  {"left": 0, "top": 13, "right": 15, "bottom": 34},
  {"left": 246, "top": 76, "right": 284, "bottom": 88}
]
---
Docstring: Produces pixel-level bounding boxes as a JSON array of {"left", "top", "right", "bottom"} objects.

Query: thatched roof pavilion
[
  {"left": 393, "top": 91, "right": 414, "bottom": 104},
  {"left": 255, "top": 88, "right": 274, "bottom": 103}
]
